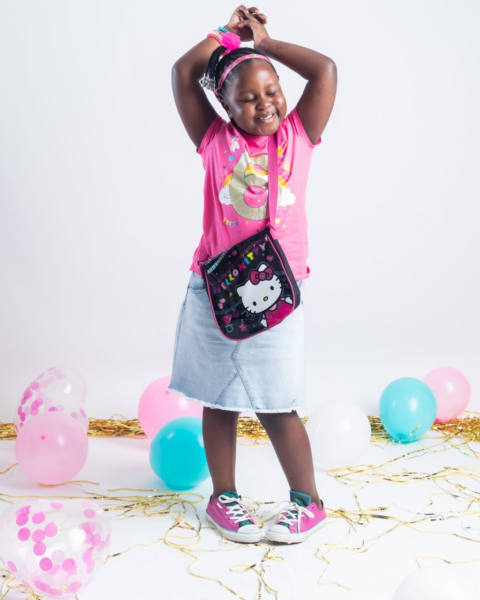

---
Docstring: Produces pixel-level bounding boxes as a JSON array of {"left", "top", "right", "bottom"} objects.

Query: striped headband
[{"left": 214, "top": 54, "right": 272, "bottom": 97}]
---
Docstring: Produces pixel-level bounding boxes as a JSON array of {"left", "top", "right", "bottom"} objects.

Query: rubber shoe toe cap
[
  {"left": 267, "top": 524, "right": 290, "bottom": 534},
  {"left": 239, "top": 523, "right": 262, "bottom": 534}
]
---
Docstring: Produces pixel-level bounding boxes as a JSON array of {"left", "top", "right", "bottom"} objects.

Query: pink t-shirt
[{"left": 190, "top": 107, "right": 322, "bottom": 280}]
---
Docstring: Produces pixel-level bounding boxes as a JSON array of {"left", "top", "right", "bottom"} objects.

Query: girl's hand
[
  {"left": 225, "top": 5, "right": 268, "bottom": 44},
  {"left": 236, "top": 6, "right": 270, "bottom": 51}
]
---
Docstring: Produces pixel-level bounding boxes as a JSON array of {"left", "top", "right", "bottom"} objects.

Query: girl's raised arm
[
  {"left": 171, "top": 38, "right": 220, "bottom": 151},
  {"left": 238, "top": 8, "right": 337, "bottom": 145},
  {"left": 172, "top": 7, "right": 265, "bottom": 150}
]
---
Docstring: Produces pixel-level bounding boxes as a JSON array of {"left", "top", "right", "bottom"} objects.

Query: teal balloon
[
  {"left": 379, "top": 377, "right": 437, "bottom": 443},
  {"left": 149, "top": 416, "right": 210, "bottom": 489}
]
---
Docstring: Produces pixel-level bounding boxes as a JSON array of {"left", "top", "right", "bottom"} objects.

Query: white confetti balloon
[
  {"left": 0, "top": 498, "right": 111, "bottom": 599},
  {"left": 13, "top": 366, "right": 88, "bottom": 434}
]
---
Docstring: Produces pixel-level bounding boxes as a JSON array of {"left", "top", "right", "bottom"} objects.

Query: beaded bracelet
[{"left": 207, "top": 29, "right": 223, "bottom": 44}]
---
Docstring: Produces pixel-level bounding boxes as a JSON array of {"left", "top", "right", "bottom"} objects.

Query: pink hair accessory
[
  {"left": 215, "top": 54, "right": 272, "bottom": 96},
  {"left": 221, "top": 31, "right": 241, "bottom": 53}
]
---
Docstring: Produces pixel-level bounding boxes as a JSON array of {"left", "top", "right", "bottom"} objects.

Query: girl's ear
[{"left": 218, "top": 98, "right": 231, "bottom": 117}]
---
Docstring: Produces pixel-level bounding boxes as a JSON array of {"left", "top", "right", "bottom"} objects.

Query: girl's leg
[
  {"left": 255, "top": 411, "right": 322, "bottom": 507},
  {"left": 202, "top": 407, "right": 240, "bottom": 498}
]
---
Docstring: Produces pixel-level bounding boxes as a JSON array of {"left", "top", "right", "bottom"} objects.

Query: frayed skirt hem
[{"left": 167, "top": 385, "right": 305, "bottom": 414}]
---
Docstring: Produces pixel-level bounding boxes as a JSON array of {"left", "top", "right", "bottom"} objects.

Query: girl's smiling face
[{"left": 219, "top": 60, "right": 287, "bottom": 136}]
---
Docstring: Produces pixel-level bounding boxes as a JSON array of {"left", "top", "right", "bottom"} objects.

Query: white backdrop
[{"left": 1, "top": 0, "right": 479, "bottom": 421}]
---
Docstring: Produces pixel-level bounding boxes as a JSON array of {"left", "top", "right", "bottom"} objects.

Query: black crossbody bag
[{"left": 199, "top": 131, "right": 301, "bottom": 341}]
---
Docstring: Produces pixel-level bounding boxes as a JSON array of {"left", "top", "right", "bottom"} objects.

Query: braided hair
[{"left": 200, "top": 46, "right": 279, "bottom": 101}]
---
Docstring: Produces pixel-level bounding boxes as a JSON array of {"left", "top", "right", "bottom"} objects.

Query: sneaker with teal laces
[{"left": 265, "top": 490, "right": 327, "bottom": 544}]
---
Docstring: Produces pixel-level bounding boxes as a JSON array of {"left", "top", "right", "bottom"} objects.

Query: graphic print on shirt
[
  {"left": 218, "top": 137, "right": 296, "bottom": 228},
  {"left": 236, "top": 262, "right": 293, "bottom": 329}
]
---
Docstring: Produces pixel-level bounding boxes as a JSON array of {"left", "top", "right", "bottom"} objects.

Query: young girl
[{"left": 168, "top": 6, "right": 337, "bottom": 544}]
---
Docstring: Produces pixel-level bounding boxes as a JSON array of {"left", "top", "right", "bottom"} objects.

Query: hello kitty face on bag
[{"left": 236, "top": 263, "right": 283, "bottom": 326}]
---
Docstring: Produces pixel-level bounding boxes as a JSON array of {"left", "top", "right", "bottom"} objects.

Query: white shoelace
[
  {"left": 276, "top": 501, "right": 314, "bottom": 532},
  {"left": 218, "top": 494, "right": 253, "bottom": 524}
]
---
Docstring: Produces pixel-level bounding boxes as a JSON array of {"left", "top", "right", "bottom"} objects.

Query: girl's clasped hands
[{"left": 225, "top": 5, "right": 270, "bottom": 49}]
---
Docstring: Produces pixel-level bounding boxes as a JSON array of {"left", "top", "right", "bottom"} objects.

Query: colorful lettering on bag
[
  {"left": 238, "top": 262, "right": 246, "bottom": 271},
  {"left": 224, "top": 278, "right": 231, "bottom": 286},
  {"left": 247, "top": 252, "right": 254, "bottom": 261},
  {"left": 213, "top": 286, "right": 222, "bottom": 294},
  {"left": 228, "top": 273, "right": 234, "bottom": 282},
  {"left": 253, "top": 246, "right": 259, "bottom": 255},
  {"left": 244, "top": 256, "right": 250, "bottom": 265},
  {"left": 232, "top": 268, "right": 239, "bottom": 277},
  {"left": 221, "top": 282, "right": 227, "bottom": 290},
  {"left": 206, "top": 251, "right": 228, "bottom": 274}
]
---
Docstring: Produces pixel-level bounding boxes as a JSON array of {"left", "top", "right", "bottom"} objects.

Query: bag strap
[{"left": 267, "top": 131, "right": 278, "bottom": 230}]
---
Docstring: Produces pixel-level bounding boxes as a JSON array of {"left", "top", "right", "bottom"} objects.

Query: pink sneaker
[
  {"left": 206, "top": 491, "right": 262, "bottom": 543},
  {"left": 265, "top": 490, "right": 327, "bottom": 544}
]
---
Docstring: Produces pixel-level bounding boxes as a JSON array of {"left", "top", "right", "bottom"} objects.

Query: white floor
[{"left": 1, "top": 428, "right": 480, "bottom": 600}]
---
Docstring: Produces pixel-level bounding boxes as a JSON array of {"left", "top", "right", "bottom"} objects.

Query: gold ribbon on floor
[
  {"left": 1, "top": 413, "right": 480, "bottom": 445},
  {"left": 0, "top": 485, "right": 282, "bottom": 600},
  {"left": 1, "top": 413, "right": 480, "bottom": 595}
]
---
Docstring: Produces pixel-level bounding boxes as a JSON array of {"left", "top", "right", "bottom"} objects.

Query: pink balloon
[
  {"left": 15, "top": 412, "right": 88, "bottom": 485},
  {"left": 138, "top": 376, "right": 203, "bottom": 439},
  {"left": 424, "top": 367, "right": 471, "bottom": 423}
]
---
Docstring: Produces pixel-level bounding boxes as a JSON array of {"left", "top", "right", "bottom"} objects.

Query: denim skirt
[{"left": 167, "top": 271, "right": 306, "bottom": 413}]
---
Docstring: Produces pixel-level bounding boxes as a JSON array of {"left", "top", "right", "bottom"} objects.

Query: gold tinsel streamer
[
  {"left": 0, "top": 415, "right": 305, "bottom": 443},
  {"left": 1, "top": 462, "right": 480, "bottom": 597},
  {"left": 1, "top": 411, "right": 480, "bottom": 445},
  {"left": 2, "top": 412, "right": 480, "bottom": 595},
  {"left": 0, "top": 487, "right": 283, "bottom": 600},
  {"left": 312, "top": 431, "right": 480, "bottom": 590}
]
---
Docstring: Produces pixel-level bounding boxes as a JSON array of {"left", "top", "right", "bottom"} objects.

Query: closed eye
[{"left": 243, "top": 91, "right": 278, "bottom": 103}]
